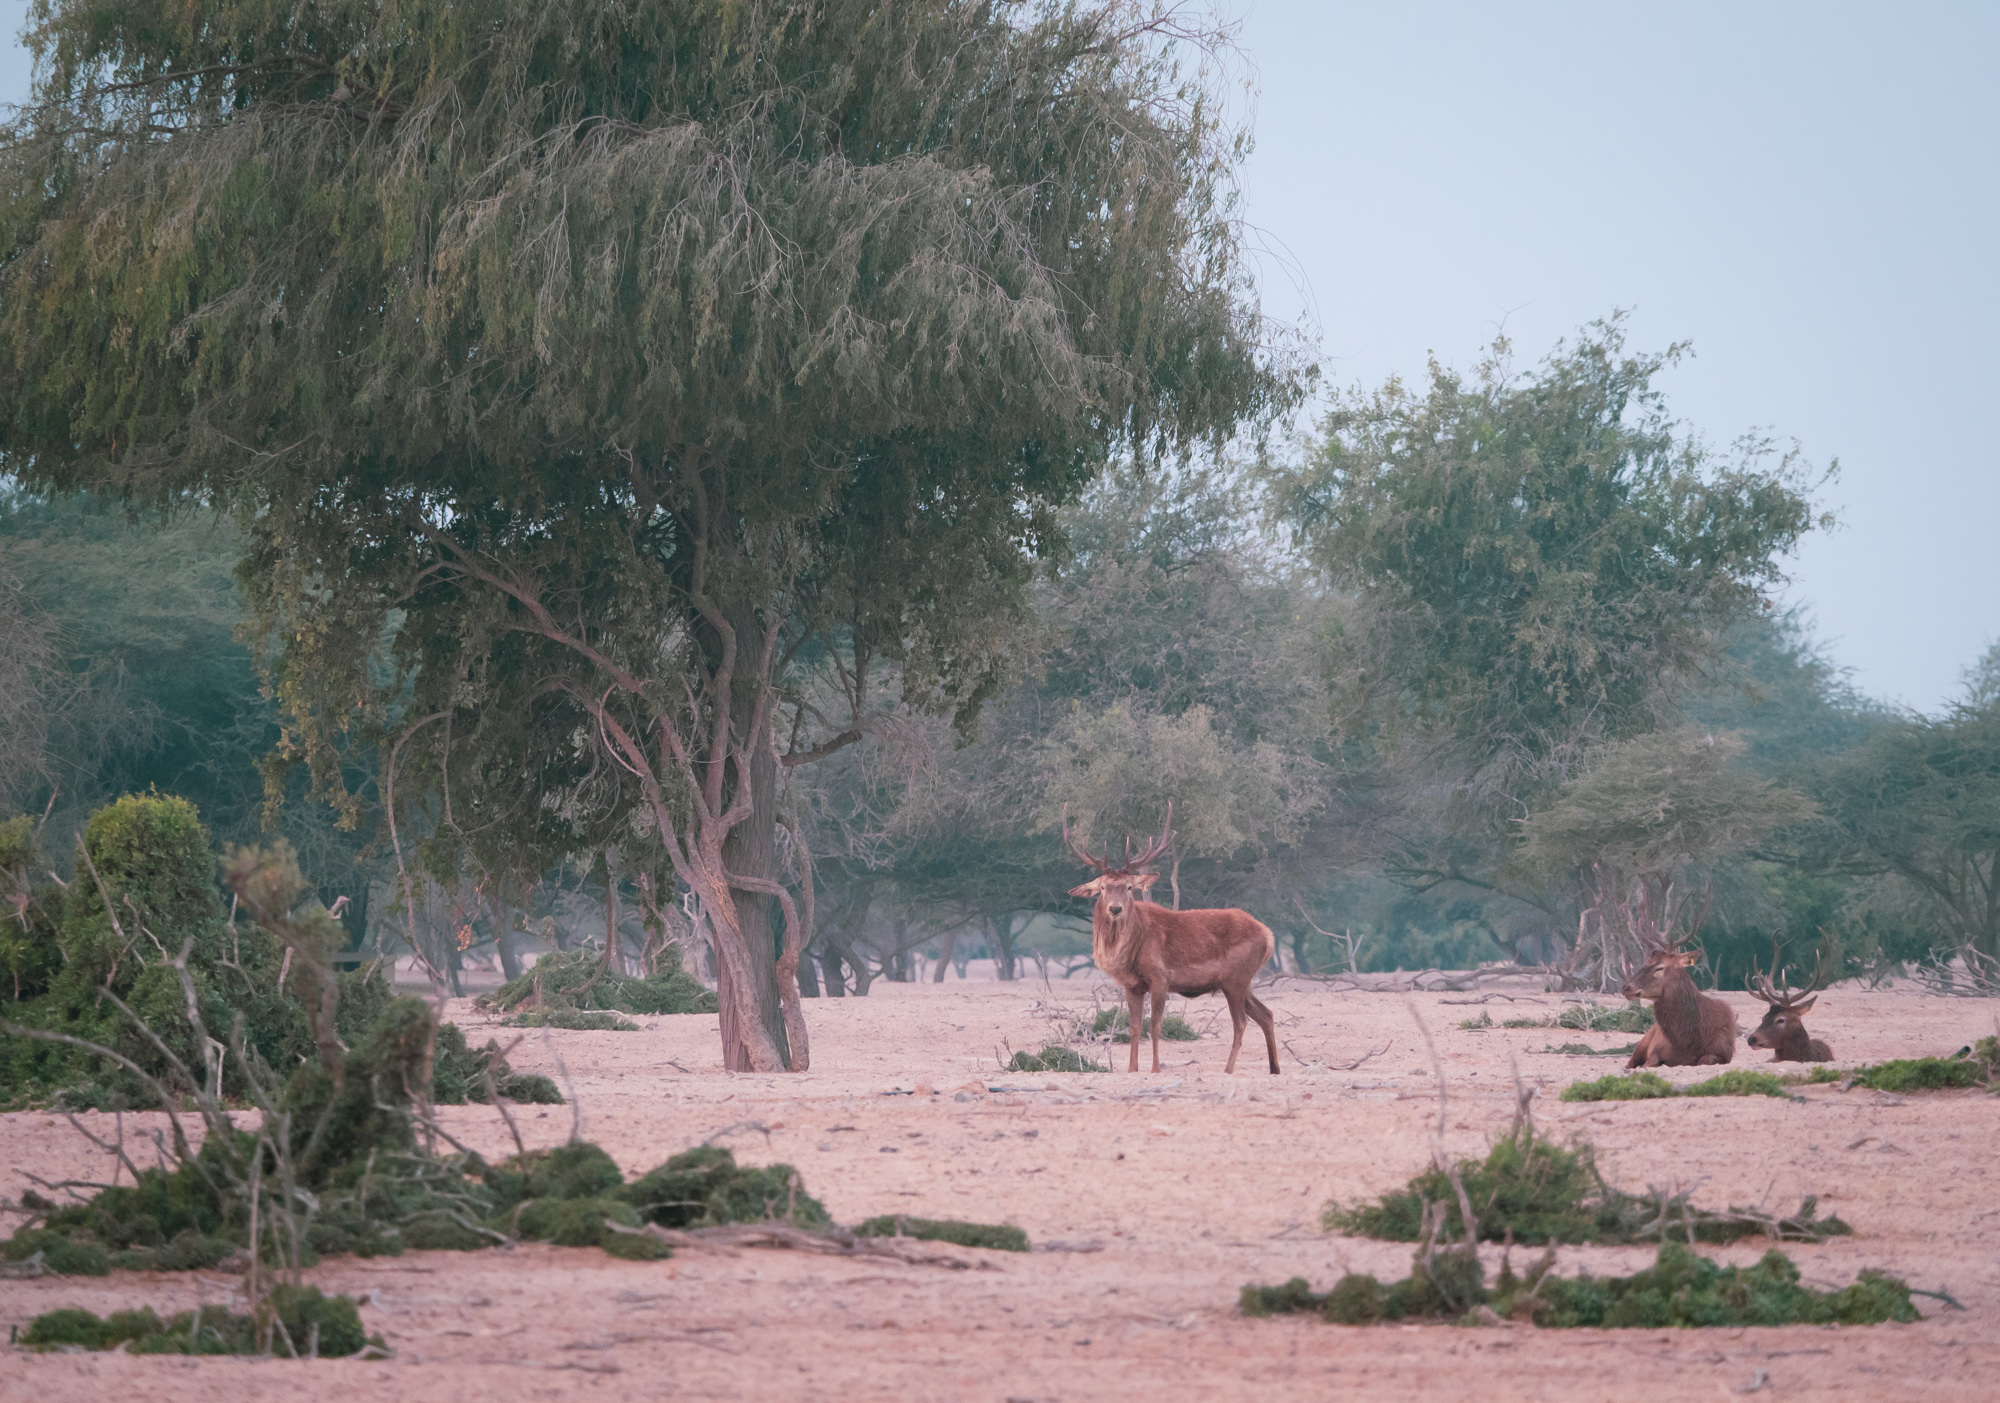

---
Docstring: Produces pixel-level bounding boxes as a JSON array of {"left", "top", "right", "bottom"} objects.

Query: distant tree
[
  {"left": 0, "top": 2, "right": 1294, "bottom": 1070},
  {"left": 1519, "top": 727, "right": 1816, "bottom": 987},
  {"left": 1273, "top": 319, "right": 1827, "bottom": 912},
  {"left": 1812, "top": 646, "right": 2000, "bottom": 963}
]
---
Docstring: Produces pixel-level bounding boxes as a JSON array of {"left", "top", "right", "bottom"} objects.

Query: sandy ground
[{"left": 3, "top": 974, "right": 1998, "bottom": 1401}]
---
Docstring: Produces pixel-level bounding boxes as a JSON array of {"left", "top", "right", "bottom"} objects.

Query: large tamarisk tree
[{"left": 0, "top": 1, "right": 1292, "bottom": 1069}]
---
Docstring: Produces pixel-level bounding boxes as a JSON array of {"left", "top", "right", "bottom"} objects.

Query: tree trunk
[
  {"left": 489, "top": 891, "right": 523, "bottom": 982},
  {"left": 932, "top": 928, "right": 957, "bottom": 982},
  {"left": 987, "top": 913, "right": 1017, "bottom": 981},
  {"left": 817, "top": 947, "right": 844, "bottom": 996}
]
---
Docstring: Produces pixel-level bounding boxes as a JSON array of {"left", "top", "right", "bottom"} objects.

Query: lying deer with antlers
[
  {"left": 1620, "top": 936, "right": 1737, "bottom": 1068},
  {"left": 1064, "top": 805, "right": 1280, "bottom": 1075},
  {"left": 1745, "top": 940, "right": 1834, "bottom": 1062}
]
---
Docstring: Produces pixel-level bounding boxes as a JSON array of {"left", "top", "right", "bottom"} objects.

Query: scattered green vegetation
[
  {"left": 1561, "top": 1069, "right": 1804, "bottom": 1102},
  {"left": 621, "top": 1145, "right": 830, "bottom": 1231},
  {"left": 1458, "top": 1011, "right": 1493, "bottom": 1030},
  {"left": 21, "top": 1287, "right": 381, "bottom": 1357},
  {"left": 1007, "top": 1045, "right": 1107, "bottom": 1073},
  {"left": 1545, "top": 1042, "right": 1640, "bottom": 1057},
  {"left": 1502, "top": 1003, "right": 1654, "bottom": 1033},
  {"left": 479, "top": 946, "right": 716, "bottom": 1019},
  {"left": 1681, "top": 1070, "right": 1791, "bottom": 1098},
  {"left": 503, "top": 1007, "right": 640, "bottom": 1032},
  {"left": 853, "top": 1216, "right": 1030, "bottom": 1252},
  {"left": 1848, "top": 1039, "right": 1998, "bottom": 1092},
  {"left": 1243, "top": 1242, "right": 1920, "bottom": 1328},
  {"left": 1089, "top": 1007, "right": 1198, "bottom": 1042},
  {"left": 1324, "top": 1114, "right": 1848, "bottom": 1246}
]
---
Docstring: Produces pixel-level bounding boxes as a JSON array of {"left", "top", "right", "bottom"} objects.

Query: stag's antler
[
  {"left": 1061, "top": 803, "right": 1110, "bottom": 873},
  {"left": 1123, "top": 801, "right": 1174, "bottom": 873},
  {"left": 1751, "top": 936, "right": 1831, "bottom": 1009}
]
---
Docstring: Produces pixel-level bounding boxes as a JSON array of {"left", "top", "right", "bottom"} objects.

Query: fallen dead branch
[{"left": 610, "top": 1219, "right": 1004, "bottom": 1270}]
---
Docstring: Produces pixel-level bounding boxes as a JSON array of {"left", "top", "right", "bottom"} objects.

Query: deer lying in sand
[
  {"left": 1064, "top": 805, "right": 1280, "bottom": 1075},
  {"left": 1745, "top": 942, "right": 1834, "bottom": 1063},
  {"left": 1621, "top": 937, "right": 1737, "bottom": 1068}
]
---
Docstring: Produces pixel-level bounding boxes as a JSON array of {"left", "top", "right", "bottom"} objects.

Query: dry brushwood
[{"left": 612, "top": 1219, "right": 1004, "bottom": 1270}]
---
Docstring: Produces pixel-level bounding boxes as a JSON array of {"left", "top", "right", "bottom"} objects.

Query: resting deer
[
  {"left": 1064, "top": 805, "right": 1280, "bottom": 1075},
  {"left": 1745, "top": 941, "right": 1834, "bottom": 1062},
  {"left": 1620, "top": 936, "right": 1737, "bottom": 1068}
]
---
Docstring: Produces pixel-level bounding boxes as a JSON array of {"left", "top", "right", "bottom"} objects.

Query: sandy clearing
[{"left": 4, "top": 976, "right": 1997, "bottom": 1401}]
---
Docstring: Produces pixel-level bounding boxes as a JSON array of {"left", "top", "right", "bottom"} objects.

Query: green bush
[
  {"left": 1852, "top": 1057, "right": 1983, "bottom": 1092},
  {"left": 504, "top": 1007, "right": 640, "bottom": 1031},
  {"left": 1559, "top": 1072, "right": 1677, "bottom": 1102},
  {"left": 479, "top": 946, "right": 716, "bottom": 1017},
  {"left": 1, "top": 1227, "right": 110, "bottom": 1275},
  {"left": 621, "top": 1145, "right": 829, "bottom": 1229},
  {"left": 853, "top": 1216, "right": 1029, "bottom": 1251},
  {"left": 1681, "top": 1070, "right": 1791, "bottom": 1099},
  {"left": 1089, "top": 1008, "right": 1198, "bottom": 1042},
  {"left": 1007, "top": 1045, "right": 1106, "bottom": 1073},
  {"left": 25, "top": 1288, "right": 375, "bottom": 1357},
  {"left": 1324, "top": 1119, "right": 1849, "bottom": 1247},
  {"left": 517, "top": 1196, "right": 642, "bottom": 1247},
  {"left": 1242, "top": 1243, "right": 1919, "bottom": 1327}
]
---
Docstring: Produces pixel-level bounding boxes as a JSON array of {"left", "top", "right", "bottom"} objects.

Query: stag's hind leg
[
  {"left": 1246, "top": 993, "right": 1280, "bottom": 1074},
  {"left": 1221, "top": 989, "right": 1250, "bottom": 1074}
]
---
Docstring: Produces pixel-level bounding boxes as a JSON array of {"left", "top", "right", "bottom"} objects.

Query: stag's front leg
[{"left": 1125, "top": 986, "right": 1147, "bottom": 1072}]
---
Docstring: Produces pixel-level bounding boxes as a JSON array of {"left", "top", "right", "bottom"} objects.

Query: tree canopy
[{"left": 0, "top": 0, "right": 1297, "bottom": 1068}]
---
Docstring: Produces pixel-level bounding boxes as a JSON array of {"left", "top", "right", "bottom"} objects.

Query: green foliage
[
  {"left": 516, "top": 1197, "right": 642, "bottom": 1248},
  {"left": 1324, "top": 1117, "right": 1848, "bottom": 1246},
  {"left": 852, "top": 1216, "right": 1029, "bottom": 1252},
  {"left": 1, "top": 1227, "right": 111, "bottom": 1275},
  {"left": 621, "top": 1145, "right": 830, "bottom": 1230},
  {"left": 0, "top": 817, "right": 63, "bottom": 1001},
  {"left": 29, "top": 1288, "right": 375, "bottom": 1357},
  {"left": 1809, "top": 649, "right": 2000, "bottom": 960},
  {"left": 1563, "top": 1069, "right": 1807, "bottom": 1101},
  {"left": 481, "top": 947, "right": 716, "bottom": 1018},
  {"left": 1681, "top": 1070, "right": 1792, "bottom": 1099},
  {"left": 1090, "top": 1007, "right": 1199, "bottom": 1042},
  {"left": 1851, "top": 1057, "right": 1986, "bottom": 1092},
  {"left": 1007, "top": 1045, "right": 1107, "bottom": 1073},
  {"left": 1243, "top": 1243, "right": 1918, "bottom": 1328},
  {"left": 1501, "top": 1003, "right": 1653, "bottom": 1032},
  {"left": 1559, "top": 1072, "right": 1678, "bottom": 1102},
  {"left": 431, "top": 1021, "right": 564, "bottom": 1105},
  {"left": 1324, "top": 1121, "right": 1618, "bottom": 1247},
  {"left": 504, "top": 1007, "right": 640, "bottom": 1032}
]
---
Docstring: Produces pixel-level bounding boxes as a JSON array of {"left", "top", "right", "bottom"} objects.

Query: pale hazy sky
[{"left": 4, "top": 2, "right": 1994, "bottom": 711}]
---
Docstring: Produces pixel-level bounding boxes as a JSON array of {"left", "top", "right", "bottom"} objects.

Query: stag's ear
[
  {"left": 1795, "top": 996, "right": 1816, "bottom": 1013},
  {"left": 1669, "top": 952, "right": 1700, "bottom": 968},
  {"left": 1068, "top": 877, "right": 1107, "bottom": 899},
  {"left": 1129, "top": 871, "right": 1161, "bottom": 891}
]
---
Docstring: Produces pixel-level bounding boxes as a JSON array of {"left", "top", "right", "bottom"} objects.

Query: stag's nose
[{"left": 1107, "top": 901, "right": 1124, "bottom": 916}]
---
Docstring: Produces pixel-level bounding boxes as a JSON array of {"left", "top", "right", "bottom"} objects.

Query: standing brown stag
[
  {"left": 1745, "top": 941, "right": 1834, "bottom": 1062},
  {"left": 1063, "top": 805, "right": 1280, "bottom": 1075},
  {"left": 1621, "top": 935, "right": 1737, "bottom": 1067}
]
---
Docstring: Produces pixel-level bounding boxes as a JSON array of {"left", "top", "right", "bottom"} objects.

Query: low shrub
[
  {"left": 1089, "top": 1008, "right": 1198, "bottom": 1043},
  {"left": 621, "top": 1145, "right": 830, "bottom": 1230},
  {"left": 1242, "top": 1242, "right": 1920, "bottom": 1328},
  {"left": 24, "top": 1287, "right": 378, "bottom": 1357},
  {"left": 853, "top": 1216, "right": 1030, "bottom": 1252},
  {"left": 1324, "top": 1118, "right": 1849, "bottom": 1247},
  {"left": 504, "top": 1008, "right": 640, "bottom": 1032},
  {"left": 478, "top": 946, "right": 715, "bottom": 1018},
  {"left": 1559, "top": 1072, "right": 1676, "bottom": 1103},
  {"left": 1007, "top": 1045, "right": 1106, "bottom": 1073}
]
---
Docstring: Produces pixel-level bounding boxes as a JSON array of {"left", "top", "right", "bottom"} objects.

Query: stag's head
[
  {"left": 1062, "top": 803, "right": 1172, "bottom": 920},
  {"left": 1745, "top": 941, "right": 1828, "bottom": 1050},
  {"left": 1620, "top": 942, "right": 1699, "bottom": 1002}
]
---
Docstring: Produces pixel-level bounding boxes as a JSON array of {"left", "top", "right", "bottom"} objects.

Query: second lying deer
[{"left": 1745, "top": 942, "right": 1834, "bottom": 1062}]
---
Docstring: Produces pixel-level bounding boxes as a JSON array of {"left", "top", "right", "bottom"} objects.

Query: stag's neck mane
[
  {"left": 1653, "top": 962, "right": 1706, "bottom": 1053},
  {"left": 1092, "top": 898, "right": 1156, "bottom": 978}
]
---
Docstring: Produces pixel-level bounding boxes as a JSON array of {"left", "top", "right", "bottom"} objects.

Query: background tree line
[{"left": 1, "top": 3, "right": 1994, "bottom": 1083}]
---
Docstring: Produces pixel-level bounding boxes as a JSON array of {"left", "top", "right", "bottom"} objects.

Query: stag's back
[{"left": 1109, "top": 902, "right": 1271, "bottom": 992}]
